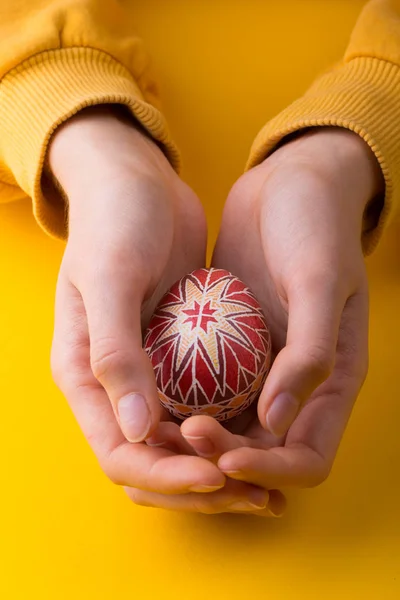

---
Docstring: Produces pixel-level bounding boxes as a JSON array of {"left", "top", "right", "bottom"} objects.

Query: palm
[
  {"left": 140, "top": 179, "right": 208, "bottom": 424},
  {"left": 53, "top": 144, "right": 225, "bottom": 495},
  {"left": 211, "top": 166, "right": 289, "bottom": 441},
  {"left": 63, "top": 176, "right": 207, "bottom": 428},
  {"left": 181, "top": 141, "right": 370, "bottom": 490},
  {"left": 140, "top": 178, "right": 207, "bottom": 326}
]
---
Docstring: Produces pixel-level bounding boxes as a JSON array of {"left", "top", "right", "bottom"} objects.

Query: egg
[{"left": 144, "top": 268, "right": 272, "bottom": 422}]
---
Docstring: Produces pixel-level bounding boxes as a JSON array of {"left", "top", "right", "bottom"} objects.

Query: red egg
[{"left": 144, "top": 268, "right": 272, "bottom": 422}]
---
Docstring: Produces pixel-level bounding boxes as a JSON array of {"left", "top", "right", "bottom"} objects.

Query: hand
[
  {"left": 180, "top": 129, "right": 383, "bottom": 491},
  {"left": 49, "top": 107, "right": 286, "bottom": 516},
  {"left": 127, "top": 418, "right": 285, "bottom": 516},
  {"left": 49, "top": 107, "right": 228, "bottom": 497}
]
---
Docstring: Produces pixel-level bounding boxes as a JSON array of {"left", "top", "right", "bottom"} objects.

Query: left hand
[{"left": 179, "top": 129, "right": 383, "bottom": 495}]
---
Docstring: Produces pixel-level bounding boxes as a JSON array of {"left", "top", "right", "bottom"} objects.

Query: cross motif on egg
[{"left": 182, "top": 300, "right": 218, "bottom": 333}]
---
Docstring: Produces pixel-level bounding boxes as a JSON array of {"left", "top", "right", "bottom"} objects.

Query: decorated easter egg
[{"left": 144, "top": 268, "right": 272, "bottom": 422}]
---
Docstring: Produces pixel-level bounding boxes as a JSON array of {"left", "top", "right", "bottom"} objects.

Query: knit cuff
[
  {"left": 0, "top": 47, "right": 180, "bottom": 240},
  {"left": 246, "top": 57, "right": 400, "bottom": 254}
]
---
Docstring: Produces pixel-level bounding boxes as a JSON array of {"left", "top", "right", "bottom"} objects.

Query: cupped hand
[
  {"left": 49, "top": 107, "right": 285, "bottom": 514},
  {"left": 181, "top": 128, "right": 383, "bottom": 491},
  {"left": 49, "top": 107, "right": 227, "bottom": 497}
]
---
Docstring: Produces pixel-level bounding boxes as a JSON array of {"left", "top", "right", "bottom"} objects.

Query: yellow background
[{"left": 1, "top": 1, "right": 400, "bottom": 598}]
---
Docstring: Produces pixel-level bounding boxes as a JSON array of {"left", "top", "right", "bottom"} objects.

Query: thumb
[
  {"left": 258, "top": 277, "right": 346, "bottom": 437},
  {"left": 81, "top": 269, "right": 161, "bottom": 443}
]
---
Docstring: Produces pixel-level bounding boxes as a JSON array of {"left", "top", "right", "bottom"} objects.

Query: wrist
[
  {"left": 47, "top": 105, "right": 170, "bottom": 200},
  {"left": 323, "top": 129, "right": 382, "bottom": 204},
  {"left": 268, "top": 128, "right": 384, "bottom": 214}
]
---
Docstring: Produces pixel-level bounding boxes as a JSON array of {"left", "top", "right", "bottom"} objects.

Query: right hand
[{"left": 49, "top": 107, "right": 230, "bottom": 497}]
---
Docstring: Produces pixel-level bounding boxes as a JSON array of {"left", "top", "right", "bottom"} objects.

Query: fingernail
[
  {"left": 266, "top": 393, "right": 299, "bottom": 437},
  {"left": 249, "top": 488, "right": 269, "bottom": 509},
  {"left": 146, "top": 440, "right": 166, "bottom": 447},
  {"left": 267, "top": 507, "right": 284, "bottom": 518},
  {"left": 189, "top": 484, "right": 223, "bottom": 493},
  {"left": 146, "top": 434, "right": 166, "bottom": 447},
  {"left": 228, "top": 501, "right": 262, "bottom": 512},
  {"left": 218, "top": 467, "right": 243, "bottom": 478},
  {"left": 118, "top": 393, "right": 151, "bottom": 443},
  {"left": 183, "top": 435, "right": 215, "bottom": 457},
  {"left": 267, "top": 490, "right": 287, "bottom": 517}
]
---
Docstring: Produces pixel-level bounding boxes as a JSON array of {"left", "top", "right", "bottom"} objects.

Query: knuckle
[
  {"left": 102, "top": 465, "right": 120, "bottom": 486},
  {"left": 359, "top": 354, "right": 369, "bottom": 384},
  {"left": 288, "top": 444, "right": 332, "bottom": 489},
  {"left": 226, "top": 172, "right": 259, "bottom": 213},
  {"left": 336, "top": 348, "right": 369, "bottom": 388},
  {"left": 90, "top": 340, "right": 128, "bottom": 381},
  {"left": 127, "top": 488, "right": 155, "bottom": 508},
  {"left": 51, "top": 333, "right": 90, "bottom": 392},
  {"left": 99, "top": 453, "right": 124, "bottom": 486},
  {"left": 72, "top": 260, "right": 147, "bottom": 310},
  {"left": 291, "top": 267, "right": 342, "bottom": 298},
  {"left": 301, "top": 453, "right": 332, "bottom": 488},
  {"left": 310, "top": 271, "right": 342, "bottom": 295},
  {"left": 50, "top": 345, "right": 76, "bottom": 392},
  {"left": 81, "top": 246, "right": 148, "bottom": 290},
  {"left": 302, "top": 345, "right": 334, "bottom": 381},
  {"left": 50, "top": 348, "right": 64, "bottom": 388},
  {"left": 103, "top": 468, "right": 119, "bottom": 486},
  {"left": 193, "top": 500, "right": 219, "bottom": 515},
  {"left": 307, "top": 464, "right": 331, "bottom": 488},
  {"left": 94, "top": 256, "right": 132, "bottom": 284}
]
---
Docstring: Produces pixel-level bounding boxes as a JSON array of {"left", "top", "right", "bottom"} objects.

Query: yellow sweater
[{"left": 0, "top": 0, "right": 399, "bottom": 253}]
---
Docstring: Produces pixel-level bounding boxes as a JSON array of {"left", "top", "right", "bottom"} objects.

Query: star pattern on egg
[{"left": 144, "top": 268, "right": 271, "bottom": 421}]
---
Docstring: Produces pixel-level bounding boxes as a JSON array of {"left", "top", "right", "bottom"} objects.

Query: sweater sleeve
[
  {"left": 246, "top": 0, "right": 400, "bottom": 254},
  {"left": 0, "top": 0, "right": 180, "bottom": 239}
]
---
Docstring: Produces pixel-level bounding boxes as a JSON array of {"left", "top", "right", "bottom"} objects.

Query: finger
[
  {"left": 181, "top": 416, "right": 249, "bottom": 460},
  {"left": 285, "top": 288, "right": 369, "bottom": 464},
  {"left": 253, "top": 490, "right": 286, "bottom": 517},
  {"left": 51, "top": 275, "right": 225, "bottom": 494},
  {"left": 219, "top": 291, "right": 368, "bottom": 488},
  {"left": 105, "top": 442, "right": 226, "bottom": 493},
  {"left": 124, "top": 480, "right": 284, "bottom": 515},
  {"left": 181, "top": 415, "right": 281, "bottom": 461},
  {"left": 218, "top": 445, "right": 326, "bottom": 489},
  {"left": 74, "top": 260, "right": 161, "bottom": 443},
  {"left": 258, "top": 274, "right": 348, "bottom": 437},
  {"left": 146, "top": 421, "right": 197, "bottom": 455}
]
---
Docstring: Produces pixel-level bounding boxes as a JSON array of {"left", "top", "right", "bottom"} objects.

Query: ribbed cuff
[
  {"left": 0, "top": 47, "right": 181, "bottom": 240},
  {"left": 246, "top": 57, "right": 400, "bottom": 254}
]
